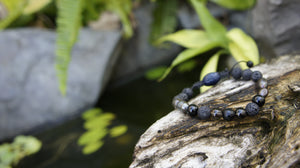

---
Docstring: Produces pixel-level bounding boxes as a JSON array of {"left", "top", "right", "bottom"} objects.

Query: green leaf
[
  {"left": 106, "top": 0, "right": 133, "bottom": 38},
  {"left": 0, "top": 0, "right": 28, "bottom": 29},
  {"left": 109, "top": 125, "right": 128, "bottom": 138},
  {"left": 159, "top": 41, "right": 220, "bottom": 81},
  {"left": 177, "top": 60, "right": 197, "bottom": 73},
  {"left": 209, "top": 0, "right": 256, "bottom": 10},
  {"left": 226, "top": 28, "right": 259, "bottom": 69},
  {"left": 145, "top": 66, "right": 167, "bottom": 80},
  {"left": 84, "top": 113, "right": 115, "bottom": 130},
  {"left": 150, "top": 0, "right": 178, "bottom": 44},
  {"left": 14, "top": 136, "right": 42, "bottom": 155},
  {"left": 55, "top": 0, "right": 83, "bottom": 95},
  {"left": 190, "top": 0, "right": 227, "bottom": 47},
  {"left": 156, "top": 29, "right": 215, "bottom": 48},
  {"left": 82, "top": 141, "right": 104, "bottom": 154},
  {"left": 200, "top": 50, "right": 226, "bottom": 92},
  {"left": 22, "top": 0, "right": 51, "bottom": 15},
  {"left": 82, "top": 108, "right": 102, "bottom": 120},
  {"left": 78, "top": 129, "right": 108, "bottom": 145}
]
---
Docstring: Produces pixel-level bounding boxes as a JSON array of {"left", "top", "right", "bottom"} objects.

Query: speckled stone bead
[
  {"left": 236, "top": 108, "right": 246, "bottom": 118},
  {"left": 242, "top": 69, "right": 252, "bottom": 81},
  {"left": 223, "top": 109, "right": 235, "bottom": 121},
  {"left": 252, "top": 95, "right": 265, "bottom": 107},
  {"left": 192, "top": 81, "right": 204, "bottom": 90},
  {"left": 203, "top": 72, "right": 221, "bottom": 86},
  {"left": 212, "top": 109, "right": 222, "bottom": 118},
  {"left": 175, "top": 93, "right": 189, "bottom": 101},
  {"left": 188, "top": 104, "right": 198, "bottom": 117},
  {"left": 258, "top": 78, "right": 268, "bottom": 89},
  {"left": 182, "top": 88, "right": 193, "bottom": 98},
  {"left": 247, "top": 61, "right": 253, "bottom": 68},
  {"left": 251, "top": 71, "right": 262, "bottom": 82},
  {"left": 245, "top": 103, "right": 259, "bottom": 116},
  {"left": 231, "top": 67, "right": 242, "bottom": 80},
  {"left": 197, "top": 106, "right": 211, "bottom": 120},
  {"left": 259, "top": 88, "right": 268, "bottom": 97}
]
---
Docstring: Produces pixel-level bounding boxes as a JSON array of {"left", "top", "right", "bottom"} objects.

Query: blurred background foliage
[{"left": 0, "top": 136, "right": 41, "bottom": 168}]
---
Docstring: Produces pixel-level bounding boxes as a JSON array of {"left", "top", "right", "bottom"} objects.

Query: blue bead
[
  {"left": 245, "top": 103, "right": 259, "bottom": 116},
  {"left": 203, "top": 72, "right": 221, "bottom": 86},
  {"left": 197, "top": 106, "right": 211, "bottom": 120}
]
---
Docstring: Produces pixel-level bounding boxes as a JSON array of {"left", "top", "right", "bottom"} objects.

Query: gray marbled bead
[
  {"left": 181, "top": 102, "right": 189, "bottom": 113},
  {"left": 172, "top": 98, "right": 180, "bottom": 107},
  {"left": 212, "top": 109, "right": 222, "bottom": 118},
  {"left": 259, "top": 88, "right": 269, "bottom": 97},
  {"left": 176, "top": 101, "right": 185, "bottom": 109},
  {"left": 258, "top": 78, "right": 268, "bottom": 88}
]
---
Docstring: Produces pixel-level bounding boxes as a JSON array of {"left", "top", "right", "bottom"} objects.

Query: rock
[
  {"left": 0, "top": 28, "right": 122, "bottom": 140},
  {"left": 251, "top": 0, "right": 300, "bottom": 58},
  {"left": 130, "top": 55, "right": 300, "bottom": 167},
  {"left": 110, "top": 2, "right": 181, "bottom": 86}
]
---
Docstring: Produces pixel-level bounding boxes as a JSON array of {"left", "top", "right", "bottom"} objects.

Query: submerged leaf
[
  {"left": 55, "top": 0, "right": 83, "bottom": 95},
  {"left": 84, "top": 113, "right": 115, "bottom": 130},
  {"left": 109, "top": 125, "right": 128, "bottom": 138},
  {"left": 14, "top": 136, "right": 42, "bottom": 155},
  {"left": 209, "top": 0, "right": 256, "bottom": 10},
  {"left": 190, "top": 0, "right": 227, "bottom": 47},
  {"left": 156, "top": 29, "right": 214, "bottom": 48},
  {"left": 226, "top": 28, "right": 259, "bottom": 68},
  {"left": 150, "top": 0, "right": 178, "bottom": 44},
  {"left": 145, "top": 66, "right": 167, "bottom": 80},
  {"left": 82, "top": 141, "right": 104, "bottom": 154},
  {"left": 82, "top": 108, "right": 102, "bottom": 120},
  {"left": 159, "top": 42, "right": 220, "bottom": 81},
  {"left": 78, "top": 129, "right": 108, "bottom": 145},
  {"left": 200, "top": 50, "right": 226, "bottom": 92}
]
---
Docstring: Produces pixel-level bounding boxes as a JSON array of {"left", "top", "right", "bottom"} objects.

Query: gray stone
[
  {"left": 0, "top": 28, "right": 122, "bottom": 140},
  {"left": 251, "top": 0, "right": 300, "bottom": 58}
]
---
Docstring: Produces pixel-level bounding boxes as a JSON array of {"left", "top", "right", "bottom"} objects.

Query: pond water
[{"left": 17, "top": 67, "right": 201, "bottom": 168}]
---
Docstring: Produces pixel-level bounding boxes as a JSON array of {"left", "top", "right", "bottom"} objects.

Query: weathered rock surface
[
  {"left": 251, "top": 0, "right": 300, "bottom": 58},
  {"left": 0, "top": 28, "right": 122, "bottom": 140},
  {"left": 130, "top": 55, "right": 300, "bottom": 168}
]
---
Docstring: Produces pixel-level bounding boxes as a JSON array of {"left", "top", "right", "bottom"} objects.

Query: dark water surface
[{"left": 17, "top": 69, "right": 200, "bottom": 168}]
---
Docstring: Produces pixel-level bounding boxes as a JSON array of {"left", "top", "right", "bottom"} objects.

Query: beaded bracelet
[{"left": 172, "top": 61, "right": 269, "bottom": 121}]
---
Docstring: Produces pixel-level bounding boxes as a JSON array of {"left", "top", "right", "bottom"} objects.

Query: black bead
[
  {"left": 251, "top": 71, "right": 262, "bottom": 82},
  {"left": 252, "top": 95, "right": 265, "bottom": 107},
  {"left": 236, "top": 108, "right": 246, "bottom": 118},
  {"left": 182, "top": 88, "right": 193, "bottom": 98},
  {"left": 203, "top": 72, "right": 221, "bottom": 86},
  {"left": 192, "top": 81, "right": 204, "bottom": 90},
  {"left": 188, "top": 104, "right": 198, "bottom": 117},
  {"left": 231, "top": 67, "right": 242, "bottom": 80},
  {"left": 223, "top": 109, "right": 235, "bottom": 121},
  {"left": 247, "top": 61, "right": 253, "bottom": 68},
  {"left": 242, "top": 69, "right": 252, "bottom": 81},
  {"left": 175, "top": 93, "right": 189, "bottom": 101},
  {"left": 197, "top": 106, "right": 211, "bottom": 120},
  {"left": 245, "top": 103, "right": 259, "bottom": 116}
]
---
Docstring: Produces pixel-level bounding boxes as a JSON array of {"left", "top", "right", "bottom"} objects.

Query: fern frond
[
  {"left": 0, "top": 0, "right": 28, "bottom": 29},
  {"left": 55, "top": 0, "right": 83, "bottom": 95}
]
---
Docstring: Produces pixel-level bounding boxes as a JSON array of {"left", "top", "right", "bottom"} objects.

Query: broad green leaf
[
  {"left": 190, "top": 0, "right": 227, "bottom": 47},
  {"left": 23, "top": 0, "right": 51, "bottom": 15},
  {"left": 84, "top": 113, "right": 115, "bottom": 130},
  {"left": 78, "top": 129, "right": 108, "bottom": 145},
  {"left": 82, "top": 108, "right": 102, "bottom": 120},
  {"left": 55, "top": 0, "right": 83, "bottom": 95},
  {"left": 109, "top": 125, "right": 128, "bottom": 138},
  {"left": 150, "top": 0, "right": 178, "bottom": 44},
  {"left": 82, "top": 141, "right": 104, "bottom": 154},
  {"left": 159, "top": 41, "right": 220, "bottom": 81},
  {"left": 226, "top": 28, "right": 259, "bottom": 68},
  {"left": 145, "top": 66, "right": 167, "bottom": 80},
  {"left": 200, "top": 50, "right": 226, "bottom": 92},
  {"left": 0, "top": 0, "right": 28, "bottom": 29},
  {"left": 177, "top": 60, "right": 197, "bottom": 73},
  {"left": 156, "top": 29, "right": 215, "bottom": 48},
  {"left": 209, "top": 0, "right": 256, "bottom": 10}
]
